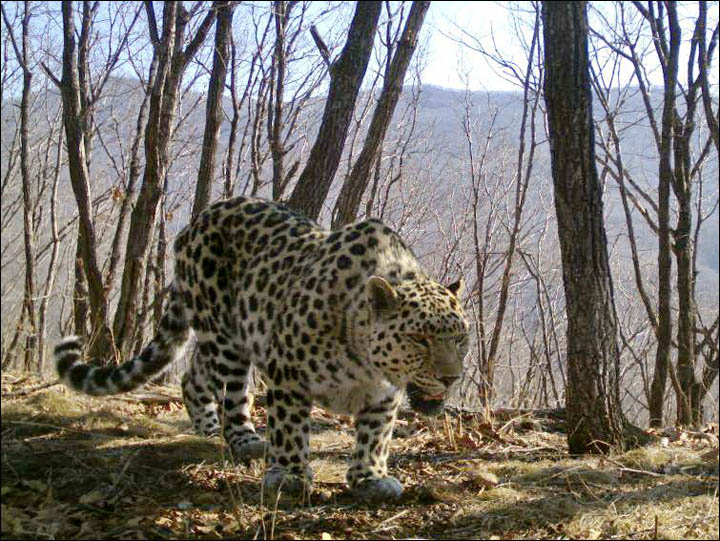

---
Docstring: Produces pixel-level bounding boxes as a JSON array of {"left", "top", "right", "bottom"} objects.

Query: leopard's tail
[{"left": 54, "top": 284, "right": 190, "bottom": 396}]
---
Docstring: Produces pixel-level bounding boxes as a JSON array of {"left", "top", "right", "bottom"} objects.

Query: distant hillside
[{"left": 1, "top": 79, "right": 718, "bottom": 322}]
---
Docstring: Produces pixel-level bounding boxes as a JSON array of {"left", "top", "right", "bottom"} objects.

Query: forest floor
[{"left": 1, "top": 371, "right": 718, "bottom": 540}]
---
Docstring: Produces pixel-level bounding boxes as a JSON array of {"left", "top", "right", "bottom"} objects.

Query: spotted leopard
[{"left": 55, "top": 197, "right": 469, "bottom": 502}]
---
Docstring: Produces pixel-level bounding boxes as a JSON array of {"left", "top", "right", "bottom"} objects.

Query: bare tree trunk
[
  {"left": 673, "top": 10, "right": 701, "bottom": 426},
  {"left": 36, "top": 126, "right": 64, "bottom": 373},
  {"left": 269, "top": 0, "right": 290, "bottom": 200},
  {"left": 331, "top": 0, "right": 429, "bottom": 229},
  {"left": 674, "top": 192, "right": 696, "bottom": 427},
  {"left": 646, "top": 1, "right": 680, "bottom": 428},
  {"left": 542, "top": 0, "right": 624, "bottom": 454},
  {"left": 225, "top": 14, "right": 272, "bottom": 198},
  {"left": 16, "top": 1, "right": 36, "bottom": 371},
  {"left": 59, "top": 0, "right": 114, "bottom": 361},
  {"left": 223, "top": 34, "right": 241, "bottom": 199},
  {"left": 457, "top": 5, "right": 542, "bottom": 408},
  {"left": 192, "top": 0, "right": 234, "bottom": 218},
  {"left": 591, "top": 1, "right": 715, "bottom": 427},
  {"left": 693, "top": 317, "right": 719, "bottom": 423},
  {"left": 286, "top": 1, "right": 381, "bottom": 220},
  {"left": 105, "top": 61, "right": 156, "bottom": 292},
  {"left": 484, "top": 8, "right": 540, "bottom": 407},
  {"left": 2, "top": 2, "right": 38, "bottom": 371},
  {"left": 152, "top": 193, "right": 170, "bottom": 384},
  {"left": 73, "top": 241, "right": 89, "bottom": 338},
  {"left": 113, "top": 1, "right": 216, "bottom": 357}
]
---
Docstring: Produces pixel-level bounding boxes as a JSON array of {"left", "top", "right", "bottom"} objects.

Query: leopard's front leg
[{"left": 347, "top": 389, "right": 404, "bottom": 502}]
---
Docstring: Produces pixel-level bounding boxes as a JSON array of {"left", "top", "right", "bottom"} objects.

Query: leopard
[{"left": 54, "top": 196, "right": 469, "bottom": 502}]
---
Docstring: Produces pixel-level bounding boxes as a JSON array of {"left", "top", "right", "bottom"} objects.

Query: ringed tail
[{"left": 54, "top": 285, "right": 190, "bottom": 396}]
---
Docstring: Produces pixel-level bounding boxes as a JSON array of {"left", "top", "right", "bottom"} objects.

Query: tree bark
[
  {"left": 192, "top": 1, "right": 234, "bottom": 218},
  {"left": 36, "top": 124, "right": 64, "bottom": 373},
  {"left": 646, "top": 1, "right": 680, "bottom": 428},
  {"left": 60, "top": 0, "right": 114, "bottom": 361},
  {"left": 113, "top": 1, "right": 216, "bottom": 357},
  {"left": 15, "top": 1, "right": 36, "bottom": 370},
  {"left": 286, "top": 1, "right": 382, "bottom": 220},
  {"left": 1, "top": 0, "right": 38, "bottom": 370},
  {"left": 105, "top": 59, "right": 156, "bottom": 293},
  {"left": 542, "top": 0, "right": 624, "bottom": 454},
  {"left": 269, "top": 0, "right": 290, "bottom": 200},
  {"left": 672, "top": 4, "right": 702, "bottom": 426},
  {"left": 331, "top": 0, "right": 430, "bottom": 229}
]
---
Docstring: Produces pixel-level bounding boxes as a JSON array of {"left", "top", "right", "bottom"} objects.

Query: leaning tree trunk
[
  {"left": 286, "top": 1, "right": 382, "bottom": 220},
  {"left": 331, "top": 0, "right": 430, "bottom": 229},
  {"left": 542, "top": 0, "right": 624, "bottom": 454}
]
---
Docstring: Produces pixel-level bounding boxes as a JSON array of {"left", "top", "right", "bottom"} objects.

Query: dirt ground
[{"left": 1, "top": 372, "right": 718, "bottom": 540}]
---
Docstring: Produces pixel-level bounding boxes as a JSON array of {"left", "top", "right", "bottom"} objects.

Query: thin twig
[
  {"left": 603, "top": 456, "right": 665, "bottom": 477},
  {"left": 2, "top": 379, "right": 61, "bottom": 398}
]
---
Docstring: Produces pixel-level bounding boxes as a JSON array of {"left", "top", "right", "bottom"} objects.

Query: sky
[
  {"left": 423, "top": 1, "right": 530, "bottom": 91},
  {"left": 1, "top": 1, "right": 717, "bottom": 96},
  {"left": 421, "top": 1, "right": 720, "bottom": 92}
]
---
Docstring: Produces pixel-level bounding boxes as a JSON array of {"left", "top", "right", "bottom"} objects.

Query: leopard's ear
[
  {"left": 366, "top": 276, "right": 399, "bottom": 313},
  {"left": 446, "top": 277, "right": 465, "bottom": 298}
]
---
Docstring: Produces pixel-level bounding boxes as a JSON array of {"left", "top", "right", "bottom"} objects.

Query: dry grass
[{"left": 2, "top": 371, "right": 718, "bottom": 540}]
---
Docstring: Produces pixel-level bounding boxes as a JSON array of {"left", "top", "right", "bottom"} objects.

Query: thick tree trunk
[
  {"left": 674, "top": 194, "right": 697, "bottom": 426},
  {"left": 286, "top": 1, "right": 382, "bottom": 220},
  {"left": 331, "top": 1, "right": 430, "bottom": 229},
  {"left": 542, "top": 0, "right": 624, "bottom": 454}
]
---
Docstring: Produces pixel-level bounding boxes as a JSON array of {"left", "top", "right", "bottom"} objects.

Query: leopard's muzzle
[{"left": 406, "top": 377, "right": 458, "bottom": 416}]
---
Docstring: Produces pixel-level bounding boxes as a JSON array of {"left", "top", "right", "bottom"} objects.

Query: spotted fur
[{"left": 55, "top": 197, "right": 469, "bottom": 501}]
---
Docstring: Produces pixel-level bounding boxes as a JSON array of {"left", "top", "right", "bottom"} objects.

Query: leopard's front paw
[
  {"left": 351, "top": 476, "right": 404, "bottom": 503},
  {"left": 262, "top": 466, "right": 313, "bottom": 502}
]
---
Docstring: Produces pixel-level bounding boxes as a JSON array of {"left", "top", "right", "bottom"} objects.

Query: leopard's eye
[{"left": 407, "top": 334, "right": 430, "bottom": 348}]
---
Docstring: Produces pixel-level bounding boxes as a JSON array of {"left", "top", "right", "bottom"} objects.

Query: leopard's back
[{"left": 173, "top": 197, "right": 328, "bottom": 364}]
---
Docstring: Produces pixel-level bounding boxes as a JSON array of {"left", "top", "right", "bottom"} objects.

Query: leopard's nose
[{"left": 440, "top": 375, "right": 460, "bottom": 387}]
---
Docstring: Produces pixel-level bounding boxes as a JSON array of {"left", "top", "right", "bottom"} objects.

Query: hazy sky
[
  {"left": 422, "top": 1, "right": 719, "bottom": 92},
  {"left": 423, "top": 1, "right": 528, "bottom": 91},
  {"left": 1, "top": 1, "right": 716, "bottom": 95}
]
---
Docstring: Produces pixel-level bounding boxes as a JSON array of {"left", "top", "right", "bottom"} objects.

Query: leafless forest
[{"left": 1, "top": 0, "right": 718, "bottom": 431}]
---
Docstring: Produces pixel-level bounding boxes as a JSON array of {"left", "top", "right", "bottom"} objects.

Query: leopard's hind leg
[
  {"left": 181, "top": 353, "right": 220, "bottom": 437},
  {"left": 192, "top": 330, "right": 265, "bottom": 462}
]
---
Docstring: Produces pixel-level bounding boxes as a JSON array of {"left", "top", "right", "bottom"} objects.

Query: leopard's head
[{"left": 365, "top": 276, "right": 469, "bottom": 416}]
